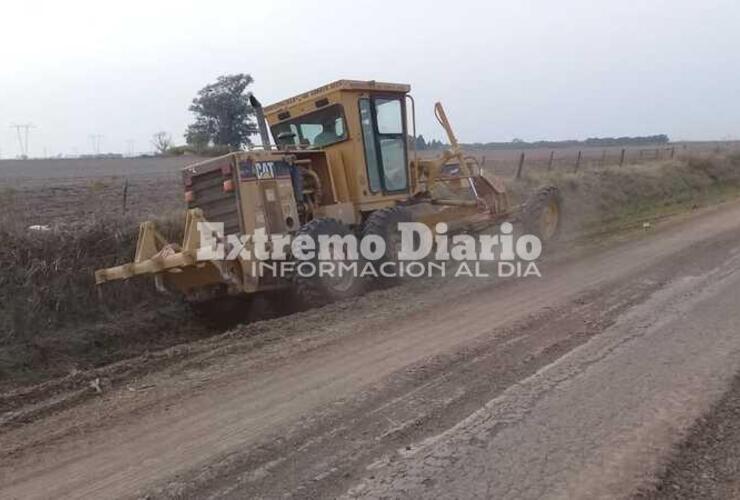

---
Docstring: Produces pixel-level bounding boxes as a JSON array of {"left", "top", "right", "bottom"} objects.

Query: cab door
[{"left": 358, "top": 96, "right": 409, "bottom": 194}]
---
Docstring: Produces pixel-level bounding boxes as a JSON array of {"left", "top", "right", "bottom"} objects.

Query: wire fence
[{"left": 467, "top": 143, "right": 740, "bottom": 179}]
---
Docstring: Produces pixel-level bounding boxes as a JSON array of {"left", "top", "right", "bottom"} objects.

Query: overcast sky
[{"left": 1, "top": 0, "right": 738, "bottom": 158}]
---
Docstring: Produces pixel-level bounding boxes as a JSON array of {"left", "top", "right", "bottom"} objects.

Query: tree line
[
  {"left": 412, "top": 134, "right": 670, "bottom": 151},
  {"left": 459, "top": 135, "right": 670, "bottom": 150}
]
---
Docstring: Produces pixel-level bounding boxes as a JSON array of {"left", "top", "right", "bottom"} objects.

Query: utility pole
[
  {"left": 126, "top": 139, "right": 135, "bottom": 157},
  {"left": 10, "top": 123, "right": 34, "bottom": 159},
  {"left": 89, "top": 134, "right": 104, "bottom": 155}
]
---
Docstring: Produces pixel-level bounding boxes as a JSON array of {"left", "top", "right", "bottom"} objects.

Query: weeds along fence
[
  {"left": 505, "top": 154, "right": 740, "bottom": 237},
  {"left": 473, "top": 143, "right": 740, "bottom": 179}
]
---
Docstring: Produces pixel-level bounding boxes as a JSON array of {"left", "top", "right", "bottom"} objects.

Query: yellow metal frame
[{"left": 96, "top": 209, "right": 221, "bottom": 287}]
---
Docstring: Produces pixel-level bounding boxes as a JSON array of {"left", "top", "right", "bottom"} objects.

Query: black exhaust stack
[{"left": 249, "top": 94, "right": 272, "bottom": 150}]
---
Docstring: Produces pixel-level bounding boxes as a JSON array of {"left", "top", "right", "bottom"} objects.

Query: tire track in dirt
[
  {"left": 344, "top": 240, "right": 740, "bottom": 499},
  {"left": 177, "top": 219, "right": 740, "bottom": 499}
]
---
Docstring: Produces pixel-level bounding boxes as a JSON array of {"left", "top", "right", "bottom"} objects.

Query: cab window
[
  {"left": 376, "top": 99, "right": 403, "bottom": 134},
  {"left": 271, "top": 104, "right": 347, "bottom": 148},
  {"left": 359, "top": 97, "right": 409, "bottom": 193},
  {"left": 359, "top": 99, "right": 382, "bottom": 192}
]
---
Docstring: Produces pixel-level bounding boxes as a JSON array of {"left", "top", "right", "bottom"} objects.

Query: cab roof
[{"left": 263, "top": 80, "right": 411, "bottom": 115}]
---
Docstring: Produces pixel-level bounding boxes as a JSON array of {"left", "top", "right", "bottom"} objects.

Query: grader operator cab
[{"left": 95, "top": 80, "right": 561, "bottom": 306}]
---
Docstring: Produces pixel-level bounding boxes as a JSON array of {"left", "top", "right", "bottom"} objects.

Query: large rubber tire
[
  {"left": 521, "top": 185, "right": 562, "bottom": 243},
  {"left": 362, "top": 206, "right": 414, "bottom": 284},
  {"left": 291, "top": 218, "right": 366, "bottom": 308}
]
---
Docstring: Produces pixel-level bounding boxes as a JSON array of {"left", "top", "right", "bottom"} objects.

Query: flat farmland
[
  {"left": 2, "top": 141, "right": 738, "bottom": 225},
  {"left": 0, "top": 157, "right": 196, "bottom": 183},
  {"left": 0, "top": 157, "right": 198, "bottom": 225}
]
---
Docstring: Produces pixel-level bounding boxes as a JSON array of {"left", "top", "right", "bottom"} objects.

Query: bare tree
[{"left": 152, "top": 131, "right": 173, "bottom": 155}]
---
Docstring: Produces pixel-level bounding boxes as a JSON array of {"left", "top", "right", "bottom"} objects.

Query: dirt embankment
[
  {"left": 0, "top": 214, "right": 214, "bottom": 388},
  {"left": 1, "top": 154, "right": 740, "bottom": 389},
  {"left": 635, "top": 369, "right": 740, "bottom": 499}
]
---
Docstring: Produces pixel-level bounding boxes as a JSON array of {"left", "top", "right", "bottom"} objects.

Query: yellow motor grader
[{"left": 95, "top": 80, "right": 561, "bottom": 306}]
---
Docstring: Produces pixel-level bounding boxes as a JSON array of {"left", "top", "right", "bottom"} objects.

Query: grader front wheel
[{"left": 521, "top": 186, "right": 562, "bottom": 243}]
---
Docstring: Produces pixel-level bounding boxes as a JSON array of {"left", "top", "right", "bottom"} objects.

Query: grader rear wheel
[
  {"left": 291, "top": 218, "right": 366, "bottom": 307},
  {"left": 362, "top": 206, "right": 414, "bottom": 283},
  {"left": 521, "top": 186, "right": 562, "bottom": 243}
]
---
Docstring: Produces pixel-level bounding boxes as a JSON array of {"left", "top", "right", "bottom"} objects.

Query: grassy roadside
[
  {"left": 2, "top": 154, "right": 740, "bottom": 390},
  {"left": 572, "top": 181, "right": 740, "bottom": 243},
  {"left": 508, "top": 154, "right": 740, "bottom": 240}
]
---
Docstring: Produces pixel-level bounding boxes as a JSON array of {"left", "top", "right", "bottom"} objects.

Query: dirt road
[{"left": 3, "top": 200, "right": 740, "bottom": 499}]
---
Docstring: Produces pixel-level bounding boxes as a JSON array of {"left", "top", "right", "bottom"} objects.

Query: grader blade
[{"left": 94, "top": 209, "right": 234, "bottom": 291}]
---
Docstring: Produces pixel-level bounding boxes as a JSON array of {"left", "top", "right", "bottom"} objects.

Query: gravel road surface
[{"left": 3, "top": 201, "right": 740, "bottom": 499}]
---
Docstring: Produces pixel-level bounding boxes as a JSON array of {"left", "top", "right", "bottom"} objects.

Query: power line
[
  {"left": 88, "top": 134, "right": 104, "bottom": 155},
  {"left": 10, "top": 123, "right": 34, "bottom": 158}
]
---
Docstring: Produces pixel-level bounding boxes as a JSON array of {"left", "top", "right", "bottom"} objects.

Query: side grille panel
[{"left": 188, "top": 170, "right": 241, "bottom": 236}]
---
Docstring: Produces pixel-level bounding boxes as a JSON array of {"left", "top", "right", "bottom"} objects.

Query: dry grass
[
  {"left": 507, "top": 154, "right": 740, "bottom": 237},
  {"left": 0, "top": 213, "right": 196, "bottom": 385}
]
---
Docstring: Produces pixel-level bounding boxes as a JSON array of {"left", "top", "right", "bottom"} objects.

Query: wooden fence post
[
  {"left": 670, "top": 146, "right": 675, "bottom": 159},
  {"left": 574, "top": 150, "right": 582, "bottom": 172},
  {"left": 619, "top": 148, "right": 626, "bottom": 166},
  {"left": 122, "top": 178, "right": 129, "bottom": 213},
  {"left": 601, "top": 149, "right": 607, "bottom": 166},
  {"left": 547, "top": 150, "right": 554, "bottom": 171},
  {"left": 480, "top": 155, "right": 486, "bottom": 175},
  {"left": 516, "top": 152, "right": 525, "bottom": 179}
]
